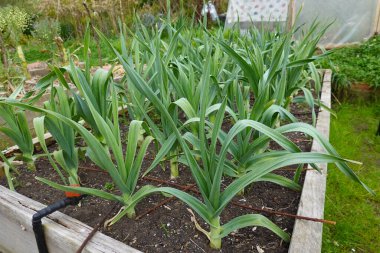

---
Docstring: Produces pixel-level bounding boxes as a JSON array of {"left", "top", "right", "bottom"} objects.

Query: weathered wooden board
[
  {"left": 0, "top": 185, "right": 141, "bottom": 253},
  {"left": 288, "top": 69, "right": 332, "bottom": 253}
]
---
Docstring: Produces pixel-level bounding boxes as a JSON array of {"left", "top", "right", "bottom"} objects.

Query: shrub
[{"left": 32, "top": 18, "right": 61, "bottom": 42}]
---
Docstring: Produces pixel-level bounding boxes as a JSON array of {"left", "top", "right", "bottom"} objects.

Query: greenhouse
[
  {"left": 0, "top": 1, "right": 379, "bottom": 253},
  {"left": 226, "top": 0, "right": 380, "bottom": 46}
]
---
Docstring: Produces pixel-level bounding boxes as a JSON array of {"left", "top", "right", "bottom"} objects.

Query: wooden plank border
[
  {"left": 0, "top": 186, "right": 140, "bottom": 253},
  {"left": 288, "top": 69, "right": 332, "bottom": 253}
]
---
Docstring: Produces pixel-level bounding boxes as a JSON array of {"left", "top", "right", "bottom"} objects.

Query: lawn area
[{"left": 322, "top": 101, "right": 380, "bottom": 253}]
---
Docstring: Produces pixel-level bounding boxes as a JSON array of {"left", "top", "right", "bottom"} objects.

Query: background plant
[
  {"left": 32, "top": 18, "right": 62, "bottom": 60},
  {"left": 318, "top": 35, "right": 380, "bottom": 91},
  {"left": 0, "top": 5, "right": 30, "bottom": 79}
]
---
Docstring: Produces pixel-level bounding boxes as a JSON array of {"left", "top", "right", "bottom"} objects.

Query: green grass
[
  {"left": 320, "top": 35, "right": 380, "bottom": 89},
  {"left": 322, "top": 102, "right": 380, "bottom": 253},
  {"left": 23, "top": 46, "right": 52, "bottom": 62},
  {"left": 21, "top": 36, "right": 122, "bottom": 66}
]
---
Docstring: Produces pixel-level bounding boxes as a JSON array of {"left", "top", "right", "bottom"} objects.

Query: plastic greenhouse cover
[
  {"left": 225, "top": 0, "right": 380, "bottom": 46},
  {"left": 295, "top": 0, "right": 379, "bottom": 46}
]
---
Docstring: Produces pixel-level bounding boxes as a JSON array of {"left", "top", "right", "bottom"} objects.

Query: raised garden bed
[{"left": 0, "top": 71, "right": 332, "bottom": 253}]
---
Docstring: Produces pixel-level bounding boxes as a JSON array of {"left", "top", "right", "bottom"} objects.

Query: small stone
[
  {"left": 256, "top": 245, "right": 265, "bottom": 253},
  {"left": 25, "top": 182, "right": 32, "bottom": 187}
]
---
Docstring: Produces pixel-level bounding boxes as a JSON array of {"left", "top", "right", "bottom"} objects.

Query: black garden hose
[{"left": 32, "top": 195, "right": 85, "bottom": 253}]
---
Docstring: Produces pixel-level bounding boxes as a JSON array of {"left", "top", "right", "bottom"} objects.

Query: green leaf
[
  {"left": 220, "top": 214, "right": 290, "bottom": 241},
  {"left": 36, "top": 177, "right": 123, "bottom": 202}
]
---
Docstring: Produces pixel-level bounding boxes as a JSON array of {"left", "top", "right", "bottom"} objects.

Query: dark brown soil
[{"left": 1, "top": 102, "right": 318, "bottom": 253}]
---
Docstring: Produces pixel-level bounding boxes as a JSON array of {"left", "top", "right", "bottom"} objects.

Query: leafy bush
[
  {"left": 319, "top": 36, "right": 380, "bottom": 89},
  {"left": 60, "top": 22, "right": 75, "bottom": 40},
  {"left": 0, "top": 5, "right": 30, "bottom": 42},
  {"left": 32, "top": 18, "right": 61, "bottom": 42}
]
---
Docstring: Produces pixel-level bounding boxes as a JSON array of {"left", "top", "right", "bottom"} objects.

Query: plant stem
[
  {"left": 237, "top": 187, "right": 245, "bottom": 196},
  {"left": 126, "top": 205, "right": 136, "bottom": 219},
  {"left": 22, "top": 153, "right": 35, "bottom": 171},
  {"left": 26, "top": 161, "right": 36, "bottom": 171},
  {"left": 236, "top": 167, "right": 247, "bottom": 195},
  {"left": 16, "top": 45, "right": 30, "bottom": 79},
  {"left": 209, "top": 216, "right": 222, "bottom": 249},
  {"left": 169, "top": 149, "right": 179, "bottom": 179},
  {"left": 0, "top": 33, "right": 8, "bottom": 69},
  {"left": 54, "top": 36, "right": 68, "bottom": 65}
]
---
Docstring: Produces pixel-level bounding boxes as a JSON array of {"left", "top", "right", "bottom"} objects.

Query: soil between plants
[{"left": 1, "top": 103, "right": 317, "bottom": 253}]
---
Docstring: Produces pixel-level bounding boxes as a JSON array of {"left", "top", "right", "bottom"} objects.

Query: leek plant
[
  {"left": 33, "top": 86, "right": 80, "bottom": 186},
  {"left": 35, "top": 28, "right": 116, "bottom": 142},
  {"left": 1, "top": 85, "right": 155, "bottom": 224},
  {"left": 115, "top": 24, "right": 188, "bottom": 179},
  {"left": 212, "top": 23, "right": 332, "bottom": 183},
  {"left": 0, "top": 152, "right": 18, "bottom": 191},
  {"left": 0, "top": 104, "right": 34, "bottom": 170},
  {"left": 110, "top": 49, "right": 372, "bottom": 249},
  {"left": 36, "top": 63, "right": 115, "bottom": 142},
  {"left": 218, "top": 23, "right": 330, "bottom": 123}
]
